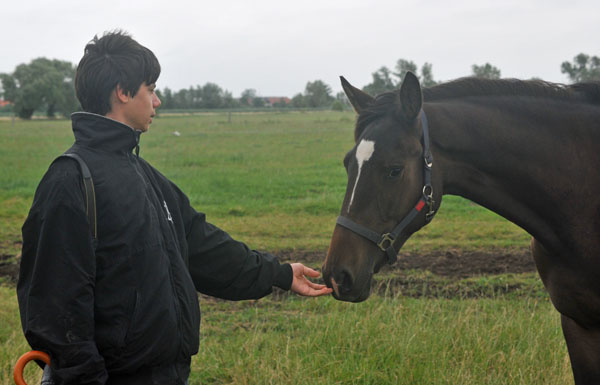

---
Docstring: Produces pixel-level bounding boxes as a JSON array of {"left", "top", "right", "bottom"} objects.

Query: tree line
[
  {"left": 1, "top": 53, "right": 599, "bottom": 119},
  {"left": 157, "top": 79, "right": 336, "bottom": 111},
  {"left": 361, "top": 54, "right": 600, "bottom": 96}
]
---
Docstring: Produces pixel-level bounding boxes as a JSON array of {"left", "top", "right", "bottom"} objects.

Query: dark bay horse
[{"left": 321, "top": 72, "right": 600, "bottom": 384}]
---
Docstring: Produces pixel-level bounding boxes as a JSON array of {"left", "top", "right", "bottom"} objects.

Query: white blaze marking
[{"left": 348, "top": 139, "right": 375, "bottom": 212}]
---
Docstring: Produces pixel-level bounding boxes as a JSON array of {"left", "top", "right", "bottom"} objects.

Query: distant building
[
  {"left": 264, "top": 97, "right": 291, "bottom": 107},
  {"left": 237, "top": 96, "right": 291, "bottom": 107},
  {"left": 0, "top": 99, "right": 12, "bottom": 107}
]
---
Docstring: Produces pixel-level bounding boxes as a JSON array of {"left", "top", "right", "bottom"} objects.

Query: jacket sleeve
[
  {"left": 17, "top": 163, "right": 108, "bottom": 384},
  {"left": 171, "top": 184, "right": 293, "bottom": 300}
]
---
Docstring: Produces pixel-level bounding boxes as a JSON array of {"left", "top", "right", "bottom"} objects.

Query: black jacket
[{"left": 17, "top": 112, "right": 293, "bottom": 385}]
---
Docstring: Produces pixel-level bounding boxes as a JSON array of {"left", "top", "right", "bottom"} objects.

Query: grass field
[
  {"left": 0, "top": 111, "right": 530, "bottom": 256},
  {"left": 0, "top": 112, "right": 571, "bottom": 384},
  {"left": 1, "top": 287, "right": 572, "bottom": 385}
]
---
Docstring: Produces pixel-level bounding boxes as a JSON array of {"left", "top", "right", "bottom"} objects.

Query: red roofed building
[
  {"left": 0, "top": 99, "right": 12, "bottom": 107},
  {"left": 264, "top": 97, "right": 290, "bottom": 107}
]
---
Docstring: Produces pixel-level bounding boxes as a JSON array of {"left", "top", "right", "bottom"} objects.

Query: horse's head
[{"left": 322, "top": 72, "right": 442, "bottom": 302}]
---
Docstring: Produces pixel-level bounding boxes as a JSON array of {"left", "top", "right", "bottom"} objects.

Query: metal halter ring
[
  {"left": 377, "top": 233, "right": 395, "bottom": 251},
  {"left": 423, "top": 184, "right": 433, "bottom": 199}
]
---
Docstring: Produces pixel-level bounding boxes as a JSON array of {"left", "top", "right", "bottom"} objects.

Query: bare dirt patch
[
  {"left": 0, "top": 254, "right": 20, "bottom": 285},
  {"left": 276, "top": 248, "right": 536, "bottom": 277},
  {"left": 275, "top": 248, "right": 540, "bottom": 299},
  {"left": 1, "top": 249, "right": 538, "bottom": 299}
]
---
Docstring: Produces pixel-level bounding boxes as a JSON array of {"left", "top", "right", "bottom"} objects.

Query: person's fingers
[
  {"left": 293, "top": 280, "right": 330, "bottom": 296},
  {"left": 302, "top": 279, "right": 332, "bottom": 295},
  {"left": 292, "top": 263, "right": 320, "bottom": 278},
  {"left": 309, "top": 286, "right": 333, "bottom": 296},
  {"left": 301, "top": 265, "right": 321, "bottom": 278},
  {"left": 289, "top": 263, "right": 332, "bottom": 296},
  {"left": 305, "top": 279, "right": 327, "bottom": 290}
]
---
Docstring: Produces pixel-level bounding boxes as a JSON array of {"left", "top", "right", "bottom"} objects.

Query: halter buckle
[
  {"left": 424, "top": 152, "right": 433, "bottom": 169},
  {"left": 425, "top": 207, "right": 436, "bottom": 222},
  {"left": 422, "top": 184, "right": 436, "bottom": 222},
  {"left": 377, "top": 233, "right": 395, "bottom": 251}
]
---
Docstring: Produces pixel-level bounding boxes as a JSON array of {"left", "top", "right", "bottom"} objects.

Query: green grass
[
  {"left": 0, "top": 286, "right": 43, "bottom": 385},
  {"left": 0, "top": 111, "right": 530, "bottom": 255},
  {"left": 0, "top": 287, "right": 572, "bottom": 385}
]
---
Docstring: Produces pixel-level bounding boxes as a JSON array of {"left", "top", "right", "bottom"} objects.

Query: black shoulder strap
[{"left": 58, "top": 153, "right": 98, "bottom": 250}]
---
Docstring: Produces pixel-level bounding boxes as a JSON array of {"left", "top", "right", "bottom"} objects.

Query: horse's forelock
[{"left": 355, "top": 92, "right": 398, "bottom": 141}]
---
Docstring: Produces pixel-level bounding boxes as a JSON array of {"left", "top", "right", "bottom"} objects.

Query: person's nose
[{"left": 153, "top": 93, "right": 161, "bottom": 108}]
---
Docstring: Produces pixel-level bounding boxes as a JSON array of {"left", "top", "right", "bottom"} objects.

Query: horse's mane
[
  {"left": 356, "top": 78, "right": 600, "bottom": 136},
  {"left": 423, "top": 77, "right": 600, "bottom": 103}
]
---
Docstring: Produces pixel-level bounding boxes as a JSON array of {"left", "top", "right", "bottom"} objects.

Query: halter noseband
[{"left": 335, "top": 110, "right": 437, "bottom": 265}]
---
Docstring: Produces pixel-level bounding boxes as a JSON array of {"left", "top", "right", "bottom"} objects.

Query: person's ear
[{"left": 114, "top": 84, "right": 130, "bottom": 104}]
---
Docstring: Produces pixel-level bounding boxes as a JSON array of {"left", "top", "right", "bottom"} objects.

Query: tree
[
  {"left": 1, "top": 58, "right": 79, "bottom": 119},
  {"left": 362, "top": 66, "right": 396, "bottom": 95},
  {"left": 331, "top": 100, "right": 344, "bottom": 111},
  {"left": 561, "top": 53, "right": 600, "bottom": 83},
  {"left": 471, "top": 63, "right": 501, "bottom": 79},
  {"left": 291, "top": 93, "right": 306, "bottom": 108},
  {"left": 160, "top": 87, "right": 173, "bottom": 109},
  {"left": 335, "top": 91, "right": 350, "bottom": 110},
  {"left": 272, "top": 98, "right": 289, "bottom": 108},
  {"left": 394, "top": 59, "right": 418, "bottom": 82},
  {"left": 420, "top": 62, "right": 437, "bottom": 87},
  {"left": 201, "top": 83, "right": 224, "bottom": 109},
  {"left": 362, "top": 59, "right": 438, "bottom": 94},
  {"left": 191, "top": 85, "right": 202, "bottom": 109},
  {"left": 252, "top": 97, "right": 266, "bottom": 108},
  {"left": 304, "top": 80, "right": 333, "bottom": 108},
  {"left": 172, "top": 88, "right": 193, "bottom": 109},
  {"left": 222, "top": 91, "right": 238, "bottom": 109},
  {"left": 240, "top": 88, "right": 257, "bottom": 107},
  {"left": 158, "top": 84, "right": 236, "bottom": 109}
]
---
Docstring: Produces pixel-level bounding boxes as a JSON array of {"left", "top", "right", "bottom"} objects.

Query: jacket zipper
[{"left": 127, "top": 151, "right": 184, "bottom": 357}]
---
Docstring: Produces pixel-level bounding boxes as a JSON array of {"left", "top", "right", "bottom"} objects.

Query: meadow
[{"left": 0, "top": 112, "right": 572, "bottom": 384}]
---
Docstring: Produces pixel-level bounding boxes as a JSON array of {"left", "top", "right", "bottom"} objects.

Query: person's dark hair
[{"left": 75, "top": 30, "right": 161, "bottom": 115}]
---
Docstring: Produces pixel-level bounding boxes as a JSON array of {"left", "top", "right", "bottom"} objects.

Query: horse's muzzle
[{"left": 322, "top": 262, "right": 371, "bottom": 302}]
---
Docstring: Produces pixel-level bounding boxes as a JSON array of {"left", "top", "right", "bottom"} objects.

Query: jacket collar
[{"left": 71, "top": 112, "right": 141, "bottom": 154}]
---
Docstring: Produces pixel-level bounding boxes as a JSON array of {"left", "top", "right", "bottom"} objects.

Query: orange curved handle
[{"left": 13, "top": 350, "right": 50, "bottom": 385}]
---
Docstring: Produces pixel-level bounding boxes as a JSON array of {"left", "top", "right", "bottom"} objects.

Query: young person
[{"left": 17, "top": 30, "right": 331, "bottom": 385}]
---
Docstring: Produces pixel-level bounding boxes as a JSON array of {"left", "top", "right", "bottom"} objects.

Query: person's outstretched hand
[{"left": 290, "top": 263, "right": 333, "bottom": 297}]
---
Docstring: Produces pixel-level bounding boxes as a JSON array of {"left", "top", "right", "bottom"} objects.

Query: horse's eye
[
  {"left": 343, "top": 153, "right": 351, "bottom": 170},
  {"left": 388, "top": 167, "right": 403, "bottom": 178}
]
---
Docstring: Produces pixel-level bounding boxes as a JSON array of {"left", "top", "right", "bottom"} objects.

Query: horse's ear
[
  {"left": 340, "top": 76, "right": 375, "bottom": 114},
  {"left": 398, "top": 71, "right": 422, "bottom": 120}
]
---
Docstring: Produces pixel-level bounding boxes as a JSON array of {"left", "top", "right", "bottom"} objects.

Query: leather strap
[{"left": 59, "top": 153, "right": 98, "bottom": 250}]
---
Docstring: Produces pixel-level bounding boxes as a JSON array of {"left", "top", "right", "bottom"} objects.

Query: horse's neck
[{"left": 427, "top": 98, "right": 600, "bottom": 253}]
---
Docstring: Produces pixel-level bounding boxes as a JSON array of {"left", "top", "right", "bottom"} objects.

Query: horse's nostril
[{"left": 337, "top": 269, "right": 354, "bottom": 294}]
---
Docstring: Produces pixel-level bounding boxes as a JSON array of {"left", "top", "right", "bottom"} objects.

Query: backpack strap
[{"left": 58, "top": 153, "right": 98, "bottom": 250}]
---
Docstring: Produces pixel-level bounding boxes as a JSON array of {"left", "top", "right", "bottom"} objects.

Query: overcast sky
[{"left": 1, "top": 0, "right": 598, "bottom": 97}]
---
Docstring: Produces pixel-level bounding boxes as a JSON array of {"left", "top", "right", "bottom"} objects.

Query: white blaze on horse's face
[{"left": 348, "top": 139, "right": 375, "bottom": 213}]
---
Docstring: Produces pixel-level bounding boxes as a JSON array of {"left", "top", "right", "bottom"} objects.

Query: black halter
[{"left": 335, "top": 110, "right": 436, "bottom": 265}]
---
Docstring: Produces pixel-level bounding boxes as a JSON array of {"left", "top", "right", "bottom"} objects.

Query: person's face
[{"left": 122, "top": 82, "right": 161, "bottom": 132}]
